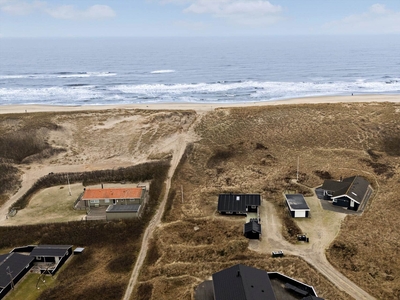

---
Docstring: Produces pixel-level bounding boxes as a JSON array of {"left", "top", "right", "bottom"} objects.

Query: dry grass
[
  {"left": 146, "top": 102, "right": 400, "bottom": 299},
  {"left": 6, "top": 183, "right": 84, "bottom": 225},
  {"left": 2, "top": 103, "right": 400, "bottom": 299}
]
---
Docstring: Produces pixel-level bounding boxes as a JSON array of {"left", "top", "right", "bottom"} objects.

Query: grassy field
[
  {"left": 4, "top": 273, "right": 57, "bottom": 300},
  {"left": 5, "top": 183, "right": 86, "bottom": 225}
]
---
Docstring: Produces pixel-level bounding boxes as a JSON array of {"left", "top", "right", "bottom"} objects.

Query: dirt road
[{"left": 254, "top": 199, "right": 376, "bottom": 300}]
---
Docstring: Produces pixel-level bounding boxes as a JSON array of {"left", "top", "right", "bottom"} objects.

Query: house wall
[
  {"left": 85, "top": 198, "right": 141, "bottom": 207},
  {"left": 293, "top": 210, "right": 310, "bottom": 218},
  {"left": 50, "top": 249, "right": 72, "bottom": 275},
  {"left": 244, "top": 231, "right": 260, "bottom": 239},
  {"left": 332, "top": 197, "right": 350, "bottom": 208}
]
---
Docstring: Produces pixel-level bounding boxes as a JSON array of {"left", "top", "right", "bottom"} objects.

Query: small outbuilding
[
  {"left": 285, "top": 194, "right": 310, "bottom": 218},
  {"left": 243, "top": 219, "right": 261, "bottom": 239},
  {"left": 106, "top": 204, "right": 142, "bottom": 220},
  {"left": 217, "top": 194, "right": 261, "bottom": 215},
  {"left": 321, "top": 176, "right": 372, "bottom": 211}
]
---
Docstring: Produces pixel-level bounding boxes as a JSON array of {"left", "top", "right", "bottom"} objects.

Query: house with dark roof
[
  {"left": 0, "top": 253, "right": 34, "bottom": 299},
  {"left": 320, "top": 176, "right": 372, "bottom": 211},
  {"left": 11, "top": 245, "right": 73, "bottom": 275},
  {"left": 212, "top": 264, "right": 276, "bottom": 300},
  {"left": 285, "top": 194, "right": 310, "bottom": 218},
  {"left": 217, "top": 194, "right": 261, "bottom": 215},
  {"left": 195, "top": 264, "right": 324, "bottom": 300},
  {"left": 243, "top": 219, "right": 261, "bottom": 239}
]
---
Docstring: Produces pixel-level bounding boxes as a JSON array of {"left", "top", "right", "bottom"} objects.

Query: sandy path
[{"left": 122, "top": 116, "right": 200, "bottom": 300}]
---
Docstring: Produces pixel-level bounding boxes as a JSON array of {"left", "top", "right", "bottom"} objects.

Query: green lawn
[{"left": 4, "top": 273, "right": 56, "bottom": 300}]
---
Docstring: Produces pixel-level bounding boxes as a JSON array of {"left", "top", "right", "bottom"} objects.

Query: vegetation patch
[
  {"left": 206, "top": 148, "right": 234, "bottom": 168},
  {"left": 313, "top": 170, "right": 332, "bottom": 180},
  {"left": 0, "top": 162, "right": 21, "bottom": 202},
  {"left": 359, "top": 158, "right": 394, "bottom": 177}
]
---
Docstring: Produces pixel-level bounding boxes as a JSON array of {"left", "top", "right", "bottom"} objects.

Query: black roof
[
  {"left": 30, "top": 245, "right": 72, "bottom": 257},
  {"left": 212, "top": 264, "right": 276, "bottom": 300},
  {"left": 218, "top": 194, "right": 261, "bottom": 213},
  {"left": 244, "top": 220, "right": 261, "bottom": 234},
  {"left": 321, "top": 176, "right": 370, "bottom": 204},
  {"left": 106, "top": 204, "right": 141, "bottom": 213},
  {"left": 285, "top": 194, "right": 310, "bottom": 210},
  {"left": 0, "top": 253, "right": 34, "bottom": 288}
]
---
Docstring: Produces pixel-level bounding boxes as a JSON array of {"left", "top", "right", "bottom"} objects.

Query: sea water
[{"left": 0, "top": 35, "right": 399, "bottom": 106}]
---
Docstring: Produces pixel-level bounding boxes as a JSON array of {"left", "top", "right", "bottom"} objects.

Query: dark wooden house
[
  {"left": 217, "top": 194, "right": 261, "bottom": 215},
  {"left": 243, "top": 219, "right": 261, "bottom": 239},
  {"left": 321, "top": 176, "right": 372, "bottom": 211}
]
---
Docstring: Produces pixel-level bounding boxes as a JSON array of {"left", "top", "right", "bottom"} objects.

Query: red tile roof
[{"left": 82, "top": 188, "right": 143, "bottom": 200}]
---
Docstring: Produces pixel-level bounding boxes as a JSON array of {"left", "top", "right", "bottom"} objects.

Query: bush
[
  {"left": 0, "top": 131, "right": 49, "bottom": 163},
  {"left": 0, "top": 163, "right": 20, "bottom": 195}
]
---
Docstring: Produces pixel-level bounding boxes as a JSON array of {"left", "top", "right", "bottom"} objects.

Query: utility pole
[
  {"left": 67, "top": 174, "right": 72, "bottom": 196},
  {"left": 297, "top": 156, "right": 299, "bottom": 182},
  {"left": 6, "top": 266, "right": 14, "bottom": 290}
]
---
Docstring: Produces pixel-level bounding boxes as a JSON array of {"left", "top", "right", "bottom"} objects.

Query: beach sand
[{"left": 1, "top": 94, "right": 399, "bottom": 114}]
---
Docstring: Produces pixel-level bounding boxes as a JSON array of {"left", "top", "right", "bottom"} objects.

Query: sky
[{"left": 0, "top": 0, "right": 400, "bottom": 37}]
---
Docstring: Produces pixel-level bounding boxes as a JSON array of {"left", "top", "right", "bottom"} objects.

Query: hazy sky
[{"left": 1, "top": 0, "right": 400, "bottom": 37}]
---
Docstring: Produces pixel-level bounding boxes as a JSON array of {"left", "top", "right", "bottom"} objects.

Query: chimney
[
  {"left": 237, "top": 270, "right": 240, "bottom": 277},
  {"left": 101, "top": 183, "right": 104, "bottom": 189},
  {"left": 339, "top": 176, "right": 343, "bottom": 182}
]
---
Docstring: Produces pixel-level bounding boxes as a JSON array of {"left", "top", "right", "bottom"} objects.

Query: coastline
[{"left": 1, "top": 94, "right": 399, "bottom": 114}]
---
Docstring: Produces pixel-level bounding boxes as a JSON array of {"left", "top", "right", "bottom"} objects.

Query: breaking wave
[{"left": 150, "top": 70, "right": 175, "bottom": 74}]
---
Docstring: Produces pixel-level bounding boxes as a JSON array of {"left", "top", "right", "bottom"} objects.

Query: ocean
[{"left": 0, "top": 36, "right": 399, "bottom": 106}]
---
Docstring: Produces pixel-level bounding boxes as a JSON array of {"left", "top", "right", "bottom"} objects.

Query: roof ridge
[{"left": 344, "top": 176, "right": 358, "bottom": 195}]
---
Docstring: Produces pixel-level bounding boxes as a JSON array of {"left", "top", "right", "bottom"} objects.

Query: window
[
  {"left": 90, "top": 200, "right": 99, "bottom": 203},
  {"left": 105, "top": 199, "right": 110, "bottom": 203}
]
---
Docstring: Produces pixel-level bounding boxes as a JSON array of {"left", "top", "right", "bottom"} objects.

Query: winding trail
[{"left": 122, "top": 114, "right": 201, "bottom": 300}]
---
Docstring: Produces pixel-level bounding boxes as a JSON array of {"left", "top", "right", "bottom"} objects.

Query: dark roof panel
[
  {"left": 106, "top": 204, "right": 141, "bottom": 212},
  {"left": 0, "top": 253, "right": 34, "bottom": 288},
  {"left": 212, "top": 264, "right": 276, "bottom": 300},
  {"left": 30, "top": 245, "right": 72, "bottom": 257},
  {"left": 344, "top": 176, "right": 370, "bottom": 204},
  {"left": 218, "top": 194, "right": 261, "bottom": 213},
  {"left": 244, "top": 220, "right": 261, "bottom": 234},
  {"left": 320, "top": 180, "right": 349, "bottom": 192},
  {"left": 285, "top": 194, "right": 310, "bottom": 210}
]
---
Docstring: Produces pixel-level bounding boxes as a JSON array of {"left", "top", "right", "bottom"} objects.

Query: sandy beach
[{"left": 1, "top": 94, "right": 399, "bottom": 114}]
